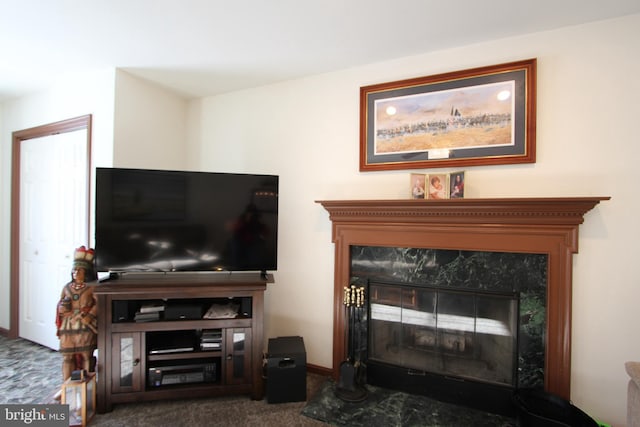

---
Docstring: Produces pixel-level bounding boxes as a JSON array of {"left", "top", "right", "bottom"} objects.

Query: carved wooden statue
[{"left": 56, "top": 246, "right": 98, "bottom": 380}]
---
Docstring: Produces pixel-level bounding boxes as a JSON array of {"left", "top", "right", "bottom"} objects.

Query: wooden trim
[
  {"left": 10, "top": 115, "right": 92, "bottom": 339},
  {"left": 307, "top": 363, "right": 333, "bottom": 377},
  {"left": 317, "top": 197, "right": 609, "bottom": 400}
]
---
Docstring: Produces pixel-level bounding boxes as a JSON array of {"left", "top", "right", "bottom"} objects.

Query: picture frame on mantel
[{"left": 359, "top": 58, "right": 536, "bottom": 171}]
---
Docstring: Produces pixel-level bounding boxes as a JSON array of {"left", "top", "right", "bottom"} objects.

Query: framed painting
[{"left": 360, "top": 59, "right": 536, "bottom": 171}]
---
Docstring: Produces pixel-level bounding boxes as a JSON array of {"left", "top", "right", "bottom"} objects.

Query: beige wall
[
  {"left": 186, "top": 15, "right": 640, "bottom": 426},
  {"left": 113, "top": 71, "right": 188, "bottom": 170}
]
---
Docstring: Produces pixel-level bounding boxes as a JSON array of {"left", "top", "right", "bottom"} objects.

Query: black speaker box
[
  {"left": 266, "top": 336, "right": 306, "bottom": 403},
  {"left": 112, "top": 301, "right": 136, "bottom": 322},
  {"left": 240, "top": 297, "right": 252, "bottom": 317}
]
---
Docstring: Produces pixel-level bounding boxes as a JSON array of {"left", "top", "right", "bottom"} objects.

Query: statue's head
[{"left": 71, "top": 246, "right": 97, "bottom": 281}]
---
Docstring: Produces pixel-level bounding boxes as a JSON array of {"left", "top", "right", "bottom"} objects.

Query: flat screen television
[{"left": 95, "top": 167, "right": 278, "bottom": 274}]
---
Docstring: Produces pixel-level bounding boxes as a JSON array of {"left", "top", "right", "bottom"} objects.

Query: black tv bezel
[{"left": 94, "top": 167, "right": 279, "bottom": 274}]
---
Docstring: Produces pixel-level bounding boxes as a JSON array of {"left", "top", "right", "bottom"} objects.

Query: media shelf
[
  {"left": 93, "top": 273, "right": 272, "bottom": 413},
  {"left": 147, "top": 351, "right": 222, "bottom": 362}
]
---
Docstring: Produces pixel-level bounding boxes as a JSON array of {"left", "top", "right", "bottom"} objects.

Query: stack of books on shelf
[
  {"left": 200, "top": 329, "right": 222, "bottom": 351},
  {"left": 134, "top": 300, "right": 165, "bottom": 322}
]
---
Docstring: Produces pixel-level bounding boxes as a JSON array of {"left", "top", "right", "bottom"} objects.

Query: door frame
[{"left": 9, "top": 115, "right": 92, "bottom": 339}]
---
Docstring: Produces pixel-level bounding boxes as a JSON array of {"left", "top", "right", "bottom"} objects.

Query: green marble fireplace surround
[{"left": 318, "top": 197, "right": 608, "bottom": 412}]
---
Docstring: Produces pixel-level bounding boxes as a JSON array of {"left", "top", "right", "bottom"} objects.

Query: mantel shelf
[{"left": 317, "top": 197, "right": 610, "bottom": 226}]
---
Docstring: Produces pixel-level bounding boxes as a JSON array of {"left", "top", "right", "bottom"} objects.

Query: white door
[{"left": 19, "top": 130, "right": 89, "bottom": 350}]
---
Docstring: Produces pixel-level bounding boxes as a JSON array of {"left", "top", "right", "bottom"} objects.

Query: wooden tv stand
[{"left": 93, "top": 273, "right": 272, "bottom": 413}]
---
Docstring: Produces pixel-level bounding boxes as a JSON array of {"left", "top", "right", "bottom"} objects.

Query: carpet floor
[
  {"left": 0, "top": 334, "right": 64, "bottom": 404},
  {"left": 0, "top": 335, "right": 327, "bottom": 426}
]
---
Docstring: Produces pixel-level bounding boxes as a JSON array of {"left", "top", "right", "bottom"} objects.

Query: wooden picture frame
[{"left": 360, "top": 59, "right": 536, "bottom": 171}]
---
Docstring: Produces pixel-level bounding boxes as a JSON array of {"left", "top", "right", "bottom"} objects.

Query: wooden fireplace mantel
[{"left": 318, "top": 197, "right": 609, "bottom": 399}]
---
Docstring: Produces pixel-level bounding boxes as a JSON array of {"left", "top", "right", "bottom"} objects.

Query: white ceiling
[{"left": 1, "top": 0, "right": 639, "bottom": 102}]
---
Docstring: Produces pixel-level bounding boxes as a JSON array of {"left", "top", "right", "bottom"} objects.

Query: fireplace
[
  {"left": 368, "top": 280, "right": 519, "bottom": 387},
  {"left": 318, "top": 197, "right": 607, "bottom": 411},
  {"left": 351, "top": 247, "right": 547, "bottom": 414}
]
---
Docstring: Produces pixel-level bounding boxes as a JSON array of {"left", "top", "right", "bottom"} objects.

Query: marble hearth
[{"left": 318, "top": 197, "right": 608, "bottom": 403}]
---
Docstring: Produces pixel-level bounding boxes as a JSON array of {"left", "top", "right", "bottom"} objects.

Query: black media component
[
  {"left": 112, "top": 301, "right": 136, "bottom": 322},
  {"left": 147, "top": 362, "right": 217, "bottom": 387},
  {"left": 147, "top": 330, "right": 198, "bottom": 354},
  {"left": 163, "top": 302, "right": 205, "bottom": 320},
  {"left": 95, "top": 167, "right": 279, "bottom": 273},
  {"left": 266, "top": 336, "right": 306, "bottom": 403}
]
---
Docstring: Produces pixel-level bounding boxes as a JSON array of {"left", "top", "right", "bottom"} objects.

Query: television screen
[{"left": 95, "top": 168, "right": 278, "bottom": 273}]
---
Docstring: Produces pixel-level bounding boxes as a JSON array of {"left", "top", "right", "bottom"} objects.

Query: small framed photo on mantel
[
  {"left": 408, "top": 171, "right": 465, "bottom": 199},
  {"left": 449, "top": 171, "right": 465, "bottom": 198},
  {"left": 427, "top": 173, "right": 448, "bottom": 200},
  {"left": 409, "top": 173, "right": 426, "bottom": 199}
]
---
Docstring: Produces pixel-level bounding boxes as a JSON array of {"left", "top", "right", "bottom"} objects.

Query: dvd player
[{"left": 148, "top": 362, "right": 216, "bottom": 387}]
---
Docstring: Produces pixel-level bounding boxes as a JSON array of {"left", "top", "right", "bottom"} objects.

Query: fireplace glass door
[{"left": 369, "top": 282, "right": 518, "bottom": 386}]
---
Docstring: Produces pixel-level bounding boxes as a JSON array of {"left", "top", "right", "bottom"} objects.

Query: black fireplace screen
[
  {"left": 351, "top": 246, "right": 547, "bottom": 391},
  {"left": 368, "top": 282, "right": 518, "bottom": 386}
]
